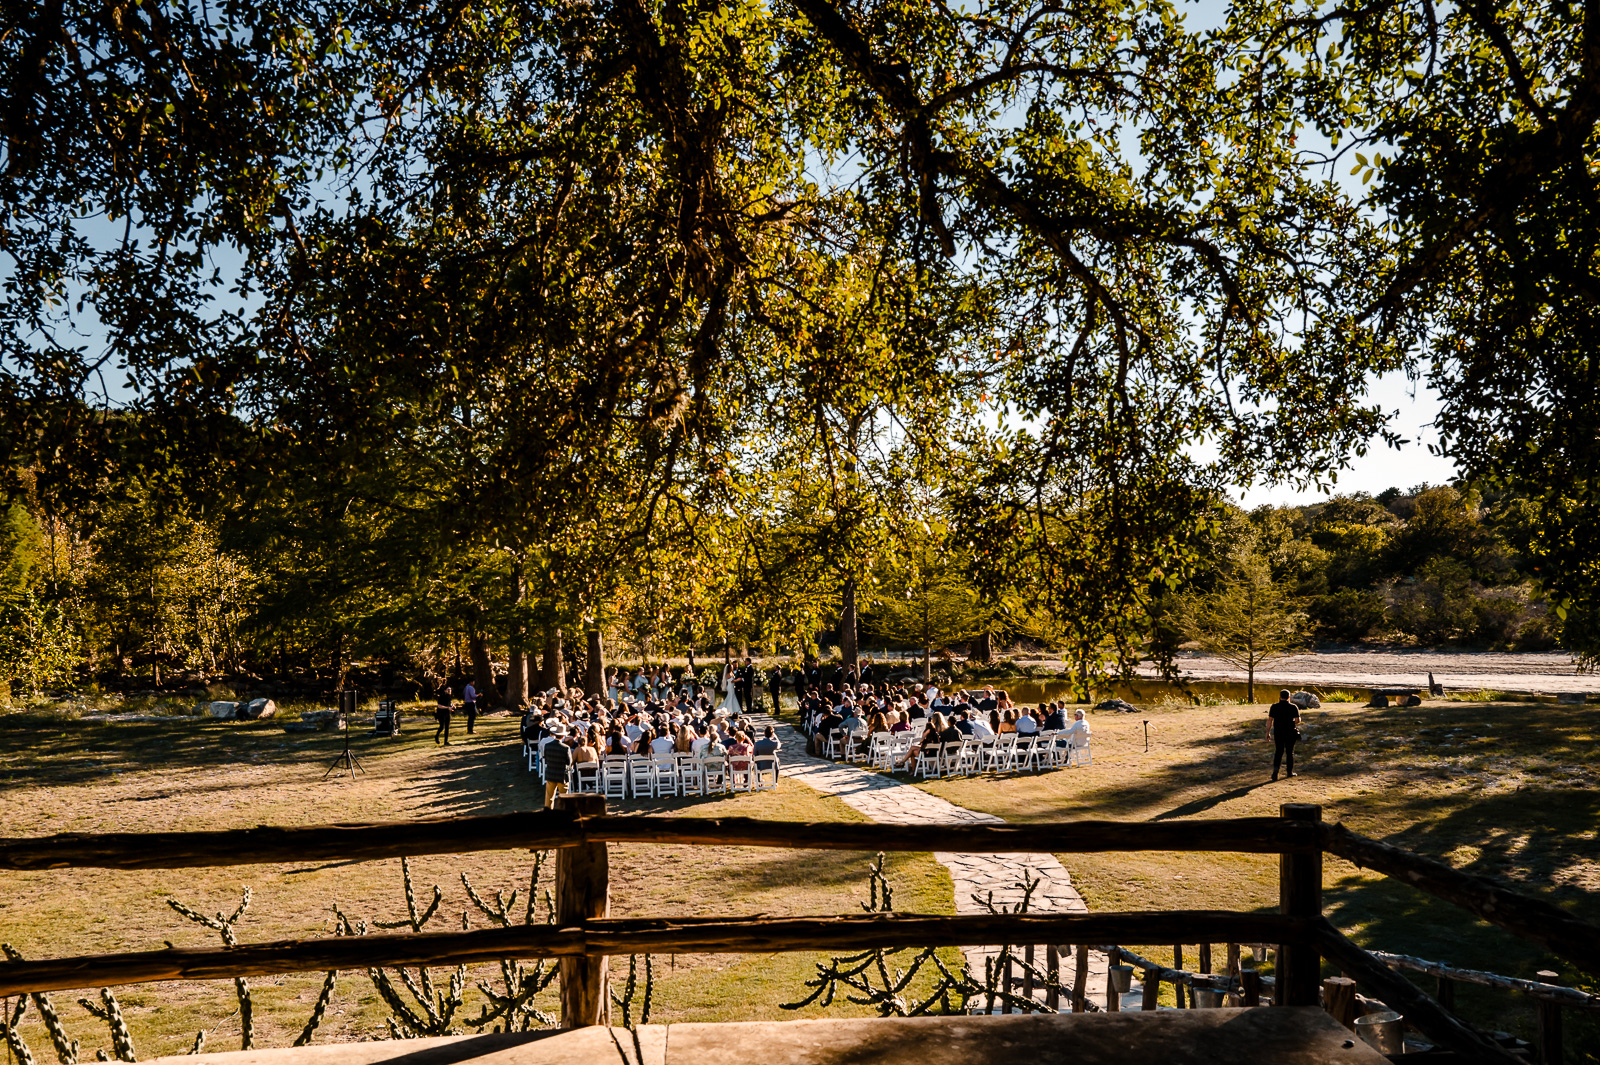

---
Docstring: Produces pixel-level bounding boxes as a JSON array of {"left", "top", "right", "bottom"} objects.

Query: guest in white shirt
[{"left": 1015, "top": 709, "right": 1039, "bottom": 735}]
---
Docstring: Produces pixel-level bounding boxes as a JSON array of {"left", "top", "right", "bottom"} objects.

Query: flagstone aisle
[{"left": 748, "top": 713, "right": 1122, "bottom": 1008}]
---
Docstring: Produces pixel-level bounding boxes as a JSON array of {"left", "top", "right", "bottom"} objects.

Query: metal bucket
[
  {"left": 1353, "top": 1011, "right": 1405, "bottom": 1054},
  {"left": 1192, "top": 987, "right": 1226, "bottom": 1009},
  {"left": 1108, "top": 965, "right": 1134, "bottom": 993}
]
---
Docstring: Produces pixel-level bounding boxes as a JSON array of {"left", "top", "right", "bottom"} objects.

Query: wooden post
[
  {"left": 1536, "top": 970, "right": 1563, "bottom": 1065},
  {"left": 1142, "top": 967, "right": 1160, "bottom": 1011},
  {"left": 1199, "top": 942, "right": 1212, "bottom": 975},
  {"left": 1323, "top": 976, "right": 1357, "bottom": 1029},
  {"left": 1045, "top": 945, "right": 1060, "bottom": 1011},
  {"left": 1072, "top": 945, "right": 1089, "bottom": 1012},
  {"left": 1436, "top": 974, "right": 1455, "bottom": 1013},
  {"left": 1277, "top": 803, "right": 1323, "bottom": 1007},
  {"left": 1106, "top": 974, "right": 1120, "bottom": 1013},
  {"left": 1023, "top": 944, "right": 1036, "bottom": 1011},
  {"left": 554, "top": 794, "right": 609, "bottom": 1027},
  {"left": 1242, "top": 967, "right": 1261, "bottom": 1007},
  {"left": 1173, "top": 945, "right": 1186, "bottom": 1008},
  {"left": 1226, "top": 943, "right": 1242, "bottom": 1006}
]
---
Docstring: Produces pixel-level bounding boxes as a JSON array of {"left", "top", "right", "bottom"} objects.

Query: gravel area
[{"left": 1139, "top": 650, "right": 1599, "bottom": 694}]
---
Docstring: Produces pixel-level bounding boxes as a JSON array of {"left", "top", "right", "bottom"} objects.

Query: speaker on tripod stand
[{"left": 324, "top": 687, "right": 366, "bottom": 781}]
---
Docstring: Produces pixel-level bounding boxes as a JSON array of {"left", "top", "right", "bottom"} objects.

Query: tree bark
[
  {"left": 469, "top": 624, "right": 495, "bottom": 707},
  {"left": 543, "top": 629, "right": 565, "bottom": 692},
  {"left": 584, "top": 629, "right": 605, "bottom": 698},
  {"left": 973, "top": 631, "right": 993, "bottom": 664},
  {"left": 507, "top": 569, "right": 528, "bottom": 707},
  {"left": 840, "top": 578, "right": 859, "bottom": 669},
  {"left": 923, "top": 643, "right": 932, "bottom": 684}
]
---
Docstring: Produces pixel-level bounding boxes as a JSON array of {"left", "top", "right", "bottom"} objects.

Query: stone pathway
[{"left": 748, "top": 713, "right": 1123, "bottom": 1008}]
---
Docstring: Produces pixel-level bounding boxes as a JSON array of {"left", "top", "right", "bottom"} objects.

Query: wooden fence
[{"left": 0, "top": 797, "right": 1593, "bottom": 1064}]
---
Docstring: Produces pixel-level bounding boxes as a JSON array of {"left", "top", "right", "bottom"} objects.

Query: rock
[
  {"left": 1095, "top": 698, "right": 1139, "bottom": 713},
  {"left": 1557, "top": 692, "right": 1586, "bottom": 705},
  {"left": 281, "top": 721, "right": 321, "bottom": 733},
  {"left": 299, "top": 709, "right": 342, "bottom": 730},
  {"left": 1289, "top": 691, "right": 1321, "bottom": 709},
  {"left": 245, "top": 698, "right": 278, "bottom": 719},
  {"left": 208, "top": 701, "right": 241, "bottom": 720}
]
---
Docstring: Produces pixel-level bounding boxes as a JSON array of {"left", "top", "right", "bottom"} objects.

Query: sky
[{"left": 1231, "top": 370, "right": 1459, "bottom": 509}]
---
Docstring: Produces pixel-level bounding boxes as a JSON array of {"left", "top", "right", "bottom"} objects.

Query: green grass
[
  {"left": 0, "top": 711, "right": 955, "bottom": 1054},
  {"left": 912, "top": 698, "right": 1600, "bottom": 1059}
]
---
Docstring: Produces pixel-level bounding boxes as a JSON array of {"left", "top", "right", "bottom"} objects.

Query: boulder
[
  {"left": 245, "top": 698, "right": 278, "bottom": 719},
  {"left": 299, "top": 709, "right": 342, "bottom": 730},
  {"left": 208, "top": 701, "right": 241, "bottom": 720},
  {"left": 1289, "top": 691, "right": 1321, "bottom": 709},
  {"left": 1095, "top": 698, "right": 1139, "bottom": 713}
]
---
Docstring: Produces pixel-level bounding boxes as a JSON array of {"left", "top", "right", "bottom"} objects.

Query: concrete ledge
[{"left": 145, "top": 1009, "right": 1383, "bottom": 1065}]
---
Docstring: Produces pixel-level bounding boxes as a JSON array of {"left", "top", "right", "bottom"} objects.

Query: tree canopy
[{"left": 4, "top": 0, "right": 1600, "bottom": 694}]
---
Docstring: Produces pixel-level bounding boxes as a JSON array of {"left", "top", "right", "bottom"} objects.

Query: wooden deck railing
[{"left": 0, "top": 797, "right": 1592, "bottom": 1065}]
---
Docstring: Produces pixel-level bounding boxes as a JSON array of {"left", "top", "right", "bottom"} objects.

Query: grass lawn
[
  {"left": 914, "top": 698, "right": 1600, "bottom": 1057},
  {"left": 0, "top": 710, "right": 955, "bottom": 1057}
]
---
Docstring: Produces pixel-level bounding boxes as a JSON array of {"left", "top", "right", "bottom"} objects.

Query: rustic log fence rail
[{"left": 0, "top": 798, "right": 1592, "bottom": 1065}]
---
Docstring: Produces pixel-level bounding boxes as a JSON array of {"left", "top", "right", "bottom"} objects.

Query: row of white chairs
[
  {"left": 561, "top": 752, "right": 780, "bottom": 797},
  {"left": 821, "top": 729, "right": 1089, "bottom": 777}
]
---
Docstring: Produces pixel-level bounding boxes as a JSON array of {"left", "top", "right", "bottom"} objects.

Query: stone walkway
[{"left": 748, "top": 713, "right": 1121, "bottom": 1008}]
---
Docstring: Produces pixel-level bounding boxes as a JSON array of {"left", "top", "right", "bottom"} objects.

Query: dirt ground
[{"left": 0, "top": 712, "right": 955, "bottom": 1056}]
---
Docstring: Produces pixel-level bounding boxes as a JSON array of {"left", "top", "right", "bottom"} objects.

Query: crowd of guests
[
  {"left": 520, "top": 681, "right": 782, "bottom": 806},
  {"left": 796, "top": 681, "right": 1090, "bottom": 769}
]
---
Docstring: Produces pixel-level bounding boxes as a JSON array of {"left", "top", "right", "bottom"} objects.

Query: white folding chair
[
  {"left": 677, "top": 753, "right": 705, "bottom": 797},
  {"left": 844, "top": 730, "right": 868, "bottom": 764},
  {"left": 729, "top": 757, "right": 755, "bottom": 792},
  {"left": 651, "top": 753, "right": 679, "bottom": 797},
  {"left": 912, "top": 744, "right": 942, "bottom": 779},
  {"left": 995, "top": 734, "right": 1021, "bottom": 772},
  {"left": 600, "top": 756, "right": 629, "bottom": 800},
  {"left": 701, "top": 756, "right": 730, "bottom": 794},
  {"left": 1014, "top": 734, "right": 1040, "bottom": 772},
  {"left": 823, "top": 729, "right": 845, "bottom": 761},
  {"left": 628, "top": 755, "right": 655, "bottom": 798},
  {"left": 868, "top": 732, "right": 895, "bottom": 771},
  {"left": 570, "top": 762, "right": 601, "bottom": 794},
  {"left": 752, "top": 755, "right": 779, "bottom": 790},
  {"left": 954, "top": 738, "right": 982, "bottom": 776},
  {"left": 891, "top": 733, "right": 914, "bottom": 767},
  {"left": 1069, "top": 737, "right": 1092, "bottom": 766}
]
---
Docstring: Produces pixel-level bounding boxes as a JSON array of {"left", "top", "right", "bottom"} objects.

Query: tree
[
  {"left": 1179, "top": 545, "right": 1307, "bottom": 703},
  {"left": 870, "top": 518, "right": 987, "bottom": 683}
]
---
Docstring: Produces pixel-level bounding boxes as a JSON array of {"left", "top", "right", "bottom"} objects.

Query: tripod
[{"left": 324, "top": 688, "right": 365, "bottom": 781}]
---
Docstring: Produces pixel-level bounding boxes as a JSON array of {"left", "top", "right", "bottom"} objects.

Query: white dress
[{"left": 720, "top": 666, "right": 742, "bottom": 716}]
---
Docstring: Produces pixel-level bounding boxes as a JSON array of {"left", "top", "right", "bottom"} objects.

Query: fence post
[
  {"left": 1436, "top": 973, "right": 1455, "bottom": 1013},
  {"left": 1173, "top": 945, "right": 1186, "bottom": 1008},
  {"left": 1241, "top": 967, "right": 1261, "bottom": 1007},
  {"left": 1323, "top": 976, "right": 1357, "bottom": 1029},
  {"left": 1536, "top": 970, "right": 1563, "bottom": 1065},
  {"left": 1141, "top": 967, "right": 1160, "bottom": 1011},
  {"left": 1046, "top": 946, "right": 1061, "bottom": 1011},
  {"left": 1277, "top": 803, "right": 1323, "bottom": 1007},
  {"left": 1226, "top": 944, "right": 1242, "bottom": 1006},
  {"left": 1072, "top": 945, "right": 1089, "bottom": 1012},
  {"left": 555, "top": 794, "right": 610, "bottom": 1028}
]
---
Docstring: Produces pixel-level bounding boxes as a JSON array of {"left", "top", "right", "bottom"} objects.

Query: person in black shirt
[{"left": 1266, "top": 689, "right": 1302, "bottom": 781}]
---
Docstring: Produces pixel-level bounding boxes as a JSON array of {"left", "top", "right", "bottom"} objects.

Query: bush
[{"left": 1310, "top": 588, "right": 1387, "bottom": 642}]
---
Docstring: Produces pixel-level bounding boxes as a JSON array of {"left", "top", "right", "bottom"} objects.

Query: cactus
[
  {"left": 169, "top": 889, "right": 255, "bottom": 1050},
  {"left": 76, "top": 991, "right": 134, "bottom": 1063},
  {"left": 3, "top": 945, "right": 78, "bottom": 1065},
  {"left": 783, "top": 855, "right": 1070, "bottom": 1016}
]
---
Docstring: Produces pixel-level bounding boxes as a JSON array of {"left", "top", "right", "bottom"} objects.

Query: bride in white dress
[{"left": 719, "top": 663, "right": 741, "bottom": 716}]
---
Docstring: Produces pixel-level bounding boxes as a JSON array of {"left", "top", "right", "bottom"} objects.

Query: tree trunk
[
  {"left": 923, "top": 643, "right": 932, "bottom": 684},
  {"left": 330, "top": 630, "right": 344, "bottom": 690},
  {"left": 584, "top": 629, "right": 606, "bottom": 698},
  {"left": 840, "top": 578, "right": 859, "bottom": 670},
  {"left": 973, "top": 631, "right": 993, "bottom": 664},
  {"left": 507, "top": 569, "right": 528, "bottom": 707},
  {"left": 543, "top": 629, "right": 565, "bottom": 692},
  {"left": 469, "top": 626, "right": 495, "bottom": 707},
  {"left": 1247, "top": 663, "right": 1255, "bottom": 704}
]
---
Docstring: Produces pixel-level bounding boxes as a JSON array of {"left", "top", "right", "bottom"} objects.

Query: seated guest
[
  {"left": 753, "top": 724, "right": 783, "bottom": 756},
  {"left": 889, "top": 710, "right": 913, "bottom": 733},
  {"left": 674, "top": 724, "right": 696, "bottom": 753},
  {"left": 573, "top": 728, "right": 600, "bottom": 764},
  {"left": 998, "top": 708, "right": 1018, "bottom": 734},
  {"left": 727, "top": 731, "right": 754, "bottom": 769},
  {"left": 1043, "top": 703, "right": 1068, "bottom": 731},
  {"left": 1066, "top": 708, "right": 1091, "bottom": 749},
  {"left": 968, "top": 711, "right": 994, "bottom": 739},
  {"left": 954, "top": 709, "right": 975, "bottom": 736},
  {"left": 1015, "top": 707, "right": 1039, "bottom": 735},
  {"left": 650, "top": 727, "right": 677, "bottom": 755}
]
